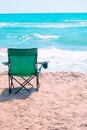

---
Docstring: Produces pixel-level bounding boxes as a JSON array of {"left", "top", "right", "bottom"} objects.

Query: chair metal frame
[{"left": 7, "top": 48, "right": 47, "bottom": 94}]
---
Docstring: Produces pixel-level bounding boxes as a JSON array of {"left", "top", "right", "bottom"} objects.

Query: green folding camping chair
[{"left": 3, "top": 48, "right": 48, "bottom": 94}]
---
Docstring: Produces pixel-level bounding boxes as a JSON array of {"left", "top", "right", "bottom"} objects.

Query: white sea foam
[
  {"left": 38, "top": 47, "right": 87, "bottom": 72},
  {"left": 0, "top": 22, "right": 9, "bottom": 27},
  {"left": 0, "top": 47, "right": 87, "bottom": 72},
  {"left": 22, "top": 35, "right": 30, "bottom": 42},
  {"left": 65, "top": 20, "right": 87, "bottom": 22},
  {"left": 7, "top": 35, "right": 18, "bottom": 39},
  {"left": 0, "top": 48, "right": 8, "bottom": 71},
  {"left": 0, "top": 21, "right": 87, "bottom": 29},
  {"left": 34, "top": 33, "right": 59, "bottom": 40}
]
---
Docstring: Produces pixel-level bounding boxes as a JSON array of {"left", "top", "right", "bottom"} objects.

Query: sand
[{"left": 0, "top": 71, "right": 87, "bottom": 130}]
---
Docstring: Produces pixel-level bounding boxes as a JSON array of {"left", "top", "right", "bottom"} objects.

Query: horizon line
[{"left": 0, "top": 12, "right": 87, "bottom": 14}]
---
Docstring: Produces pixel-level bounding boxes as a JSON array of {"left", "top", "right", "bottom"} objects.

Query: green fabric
[
  {"left": 8, "top": 48, "right": 37, "bottom": 76},
  {"left": 8, "top": 48, "right": 37, "bottom": 56}
]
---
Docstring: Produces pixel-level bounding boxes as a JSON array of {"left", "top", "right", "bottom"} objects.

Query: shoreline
[{"left": 1, "top": 47, "right": 87, "bottom": 72}]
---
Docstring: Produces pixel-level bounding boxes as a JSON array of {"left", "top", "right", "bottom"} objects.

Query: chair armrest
[
  {"left": 2, "top": 61, "right": 9, "bottom": 66},
  {"left": 37, "top": 61, "right": 48, "bottom": 70}
]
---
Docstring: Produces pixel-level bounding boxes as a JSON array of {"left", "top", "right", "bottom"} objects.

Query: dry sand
[{"left": 0, "top": 71, "right": 87, "bottom": 130}]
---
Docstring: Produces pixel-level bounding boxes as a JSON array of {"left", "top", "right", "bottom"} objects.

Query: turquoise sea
[{"left": 0, "top": 13, "right": 87, "bottom": 72}]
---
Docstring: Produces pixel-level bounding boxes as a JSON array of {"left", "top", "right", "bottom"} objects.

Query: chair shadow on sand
[{"left": 0, "top": 87, "right": 36, "bottom": 102}]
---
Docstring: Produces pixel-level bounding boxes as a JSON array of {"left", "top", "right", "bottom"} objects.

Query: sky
[{"left": 0, "top": 0, "right": 87, "bottom": 13}]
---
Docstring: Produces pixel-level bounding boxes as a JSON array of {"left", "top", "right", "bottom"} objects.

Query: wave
[
  {"left": 33, "top": 33, "right": 60, "bottom": 40},
  {"left": 38, "top": 47, "right": 87, "bottom": 72},
  {"left": 0, "top": 48, "right": 8, "bottom": 71},
  {"left": 0, "top": 21, "right": 87, "bottom": 29},
  {"left": 65, "top": 20, "right": 87, "bottom": 22},
  {"left": 0, "top": 47, "right": 87, "bottom": 72}
]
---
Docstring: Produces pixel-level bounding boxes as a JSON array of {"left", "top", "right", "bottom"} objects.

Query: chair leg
[
  {"left": 15, "top": 87, "right": 23, "bottom": 94},
  {"left": 9, "top": 76, "right": 14, "bottom": 94},
  {"left": 8, "top": 75, "right": 39, "bottom": 93},
  {"left": 9, "top": 76, "right": 12, "bottom": 94},
  {"left": 36, "top": 74, "right": 39, "bottom": 92},
  {"left": 12, "top": 77, "right": 31, "bottom": 93}
]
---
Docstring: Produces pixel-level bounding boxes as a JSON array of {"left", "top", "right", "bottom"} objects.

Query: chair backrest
[{"left": 8, "top": 48, "right": 37, "bottom": 76}]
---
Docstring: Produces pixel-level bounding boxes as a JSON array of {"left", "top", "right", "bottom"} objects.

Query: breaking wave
[
  {"left": 0, "top": 20, "right": 87, "bottom": 29},
  {"left": 34, "top": 33, "right": 60, "bottom": 40},
  {"left": 1, "top": 47, "right": 87, "bottom": 72}
]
